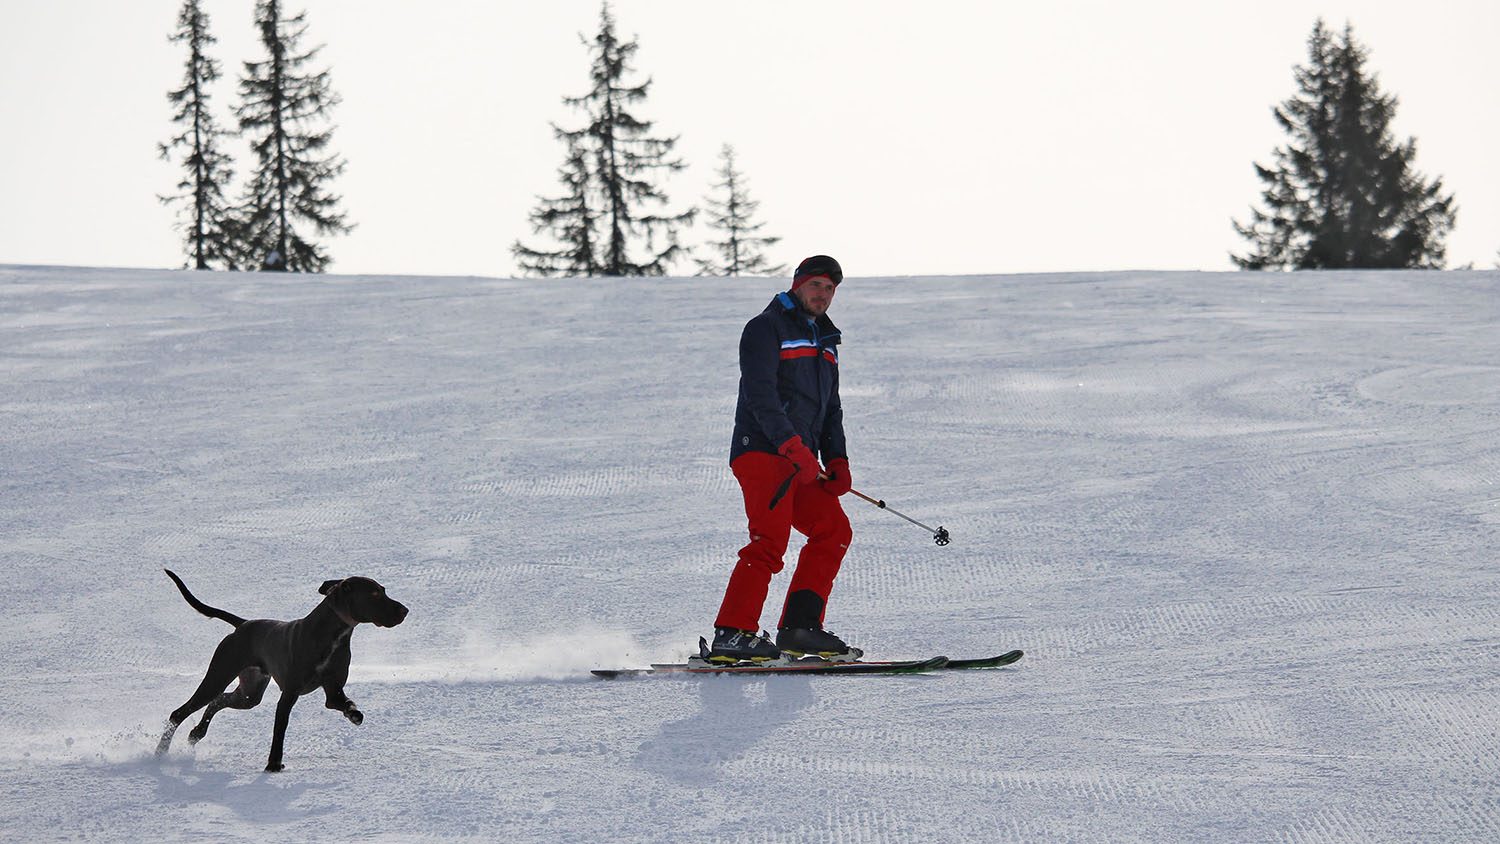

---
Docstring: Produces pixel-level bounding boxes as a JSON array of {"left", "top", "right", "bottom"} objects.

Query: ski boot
[
  {"left": 775, "top": 626, "right": 863, "bottom": 662},
  {"left": 776, "top": 590, "right": 864, "bottom": 661},
  {"left": 704, "top": 627, "right": 782, "bottom": 665}
]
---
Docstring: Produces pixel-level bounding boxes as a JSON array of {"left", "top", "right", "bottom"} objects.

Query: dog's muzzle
[{"left": 376, "top": 601, "right": 409, "bottom": 628}]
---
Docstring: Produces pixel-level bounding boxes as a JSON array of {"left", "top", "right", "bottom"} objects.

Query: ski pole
[
  {"left": 769, "top": 468, "right": 950, "bottom": 546},
  {"left": 844, "top": 485, "right": 951, "bottom": 546}
]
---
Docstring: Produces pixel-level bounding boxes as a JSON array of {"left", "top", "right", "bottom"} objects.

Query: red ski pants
[{"left": 714, "top": 451, "right": 852, "bottom": 632}]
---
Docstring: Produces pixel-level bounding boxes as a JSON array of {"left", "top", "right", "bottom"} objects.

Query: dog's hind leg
[
  {"left": 157, "top": 638, "right": 249, "bottom": 756},
  {"left": 155, "top": 721, "right": 180, "bottom": 756},
  {"left": 189, "top": 669, "right": 270, "bottom": 745}
]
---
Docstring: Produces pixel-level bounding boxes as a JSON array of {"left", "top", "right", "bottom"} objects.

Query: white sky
[{"left": 2, "top": 0, "right": 1497, "bottom": 277}]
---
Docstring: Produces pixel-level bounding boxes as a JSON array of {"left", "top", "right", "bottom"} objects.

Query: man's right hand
[{"left": 777, "top": 437, "right": 821, "bottom": 486}]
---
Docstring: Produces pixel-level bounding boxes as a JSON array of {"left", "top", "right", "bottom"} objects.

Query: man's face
[{"left": 794, "top": 276, "right": 837, "bottom": 317}]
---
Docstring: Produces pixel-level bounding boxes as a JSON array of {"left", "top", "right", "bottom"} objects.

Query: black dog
[{"left": 155, "top": 569, "right": 408, "bottom": 772}]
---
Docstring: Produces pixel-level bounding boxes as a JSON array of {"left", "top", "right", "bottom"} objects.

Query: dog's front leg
[
  {"left": 321, "top": 645, "right": 362, "bottom": 725},
  {"left": 265, "top": 691, "right": 298, "bottom": 773},
  {"left": 323, "top": 681, "right": 363, "bottom": 725}
]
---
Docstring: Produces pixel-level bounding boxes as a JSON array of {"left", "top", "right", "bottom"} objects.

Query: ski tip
[
  {"left": 592, "top": 668, "right": 650, "bottom": 679},
  {"left": 941, "top": 649, "right": 1024, "bottom": 670}
]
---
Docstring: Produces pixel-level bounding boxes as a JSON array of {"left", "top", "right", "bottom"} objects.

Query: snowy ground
[{"left": 2, "top": 264, "right": 1499, "bottom": 842}]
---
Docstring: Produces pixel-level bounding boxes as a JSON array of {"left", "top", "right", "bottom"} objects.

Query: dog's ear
[{"left": 319, "top": 579, "right": 344, "bottom": 595}]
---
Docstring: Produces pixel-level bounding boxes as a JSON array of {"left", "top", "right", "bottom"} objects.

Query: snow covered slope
[{"left": 2, "top": 265, "right": 1498, "bottom": 842}]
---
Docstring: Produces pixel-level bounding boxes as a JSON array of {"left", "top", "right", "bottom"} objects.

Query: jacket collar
[{"left": 772, "top": 292, "right": 841, "bottom": 341}]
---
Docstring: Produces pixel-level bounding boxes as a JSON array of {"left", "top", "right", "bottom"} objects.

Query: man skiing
[{"left": 709, "top": 255, "right": 859, "bottom": 663}]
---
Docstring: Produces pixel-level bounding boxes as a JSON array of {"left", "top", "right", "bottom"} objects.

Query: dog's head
[{"left": 319, "top": 577, "right": 409, "bottom": 628}]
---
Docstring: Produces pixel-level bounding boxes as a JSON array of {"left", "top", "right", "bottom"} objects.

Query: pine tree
[
  {"left": 695, "top": 145, "right": 785, "bottom": 277},
  {"left": 1232, "top": 20, "right": 1456, "bottom": 270},
  {"left": 512, "top": 140, "right": 601, "bottom": 277},
  {"left": 517, "top": 2, "right": 693, "bottom": 277},
  {"left": 159, "top": 0, "right": 238, "bottom": 270},
  {"left": 235, "top": 0, "right": 351, "bottom": 272}
]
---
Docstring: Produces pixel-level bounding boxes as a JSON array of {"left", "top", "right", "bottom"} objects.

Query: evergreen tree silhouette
[
  {"left": 235, "top": 0, "right": 351, "bottom": 272},
  {"left": 1233, "top": 20, "right": 1455, "bottom": 269},
  {"left": 513, "top": 140, "right": 601, "bottom": 277},
  {"left": 159, "top": 0, "right": 238, "bottom": 270},
  {"left": 695, "top": 145, "right": 785, "bottom": 277},
  {"left": 517, "top": 3, "right": 692, "bottom": 276}
]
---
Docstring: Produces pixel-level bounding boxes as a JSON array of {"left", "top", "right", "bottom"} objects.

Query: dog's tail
[{"left": 163, "top": 569, "right": 247, "bottom": 627}]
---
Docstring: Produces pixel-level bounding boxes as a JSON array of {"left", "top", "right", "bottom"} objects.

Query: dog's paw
[
  {"left": 265, "top": 762, "right": 284, "bottom": 773},
  {"left": 344, "top": 708, "right": 364, "bottom": 726}
]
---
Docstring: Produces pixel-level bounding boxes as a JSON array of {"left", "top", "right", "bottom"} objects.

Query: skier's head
[
  {"left": 791, "top": 255, "right": 841, "bottom": 318},
  {"left": 791, "top": 255, "right": 842, "bottom": 291}
]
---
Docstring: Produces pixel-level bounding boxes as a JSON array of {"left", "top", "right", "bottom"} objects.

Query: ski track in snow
[{"left": 2, "top": 265, "right": 1499, "bottom": 842}]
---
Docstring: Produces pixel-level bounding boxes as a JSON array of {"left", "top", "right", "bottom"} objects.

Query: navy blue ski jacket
[{"left": 730, "top": 292, "right": 847, "bottom": 464}]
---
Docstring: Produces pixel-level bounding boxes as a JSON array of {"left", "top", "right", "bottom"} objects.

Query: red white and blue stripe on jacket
[
  {"left": 731, "top": 292, "right": 847, "bottom": 464},
  {"left": 778, "top": 338, "right": 839, "bottom": 366}
]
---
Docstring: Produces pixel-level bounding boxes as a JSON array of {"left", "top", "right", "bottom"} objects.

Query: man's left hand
[{"left": 821, "top": 458, "right": 852, "bottom": 496}]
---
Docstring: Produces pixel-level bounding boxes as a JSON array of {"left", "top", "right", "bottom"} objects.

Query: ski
[
  {"left": 591, "top": 655, "right": 948, "bottom": 679},
  {"left": 943, "top": 649, "right": 1025, "bottom": 669},
  {"left": 773, "top": 648, "right": 1023, "bottom": 671},
  {"left": 799, "top": 649, "right": 1023, "bottom": 671},
  {"left": 590, "top": 650, "right": 1022, "bottom": 679}
]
